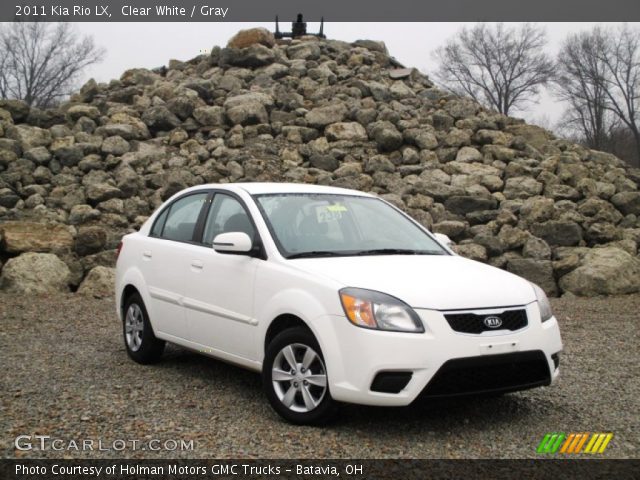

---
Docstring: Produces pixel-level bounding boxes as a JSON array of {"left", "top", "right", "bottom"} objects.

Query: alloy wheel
[
  {"left": 125, "top": 303, "right": 144, "bottom": 352},
  {"left": 271, "top": 343, "right": 327, "bottom": 413}
]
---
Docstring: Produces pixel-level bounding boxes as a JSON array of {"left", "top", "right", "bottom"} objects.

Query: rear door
[
  {"left": 141, "top": 191, "right": 209, "bottom": 340},
  {"left": 184, "top": 192, "right": 260, "bottom": 360}
]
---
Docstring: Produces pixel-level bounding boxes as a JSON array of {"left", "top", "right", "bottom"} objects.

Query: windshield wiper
[
  {"left": 352, "top": 248, "right": 445, "bottom": 256},
  {"left": 286, "top": 248, "right": 446, "bottom": 259},
  {"left": 286, "top": 251, "right": 347, "bottom": 259}
]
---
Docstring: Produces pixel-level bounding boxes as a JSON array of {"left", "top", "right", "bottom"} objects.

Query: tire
[
  {"left": 122, "top": 292, "right": 165, "bottom": 364},
  {"left": 262, "top": 326, "right": 337, "bottom": 425}
]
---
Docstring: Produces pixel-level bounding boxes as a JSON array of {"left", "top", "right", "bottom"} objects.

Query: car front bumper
[{"left": 317, "top": 302, "right": 562, "bottom": 406}]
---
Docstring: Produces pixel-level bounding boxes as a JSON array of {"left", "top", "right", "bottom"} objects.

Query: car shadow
[
  {"left": 336, "top": 394, "right": 543, "bottom": 430},
  {"left": 149, "top": 344, "right": 551, "bottom": 432},
  {"left": 154, "top": 344, "right": 262, "bottom": 388}
]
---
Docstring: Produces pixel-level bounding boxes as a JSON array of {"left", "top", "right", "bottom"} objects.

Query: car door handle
[
  {"left": 142, "top": 251, "right": 152, "bottom": 259},
  {"left": 191, "top": 260, "right": 204, "bottom": 270}
]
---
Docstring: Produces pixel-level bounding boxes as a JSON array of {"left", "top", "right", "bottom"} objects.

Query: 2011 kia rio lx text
[{"left": 115, "top": 183, "right": 563, "bottom": 424}]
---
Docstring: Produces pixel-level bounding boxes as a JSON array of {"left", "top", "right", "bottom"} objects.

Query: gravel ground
[{"left": 1, "top": 293, "right": 638, "bottom": 459}]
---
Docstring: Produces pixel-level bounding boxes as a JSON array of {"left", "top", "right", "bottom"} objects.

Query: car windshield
[{"left": 254, "top": 193, "right": 448, "bottom": 259}]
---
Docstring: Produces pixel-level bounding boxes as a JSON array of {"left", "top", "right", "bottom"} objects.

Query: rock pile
[{"left": 1, "top": 27, "right": 640, "bottom": 296}]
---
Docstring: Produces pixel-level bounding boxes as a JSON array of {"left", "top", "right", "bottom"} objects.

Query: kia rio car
[{"left": 115, "top": 183, "right": 562, "bottom": 424}]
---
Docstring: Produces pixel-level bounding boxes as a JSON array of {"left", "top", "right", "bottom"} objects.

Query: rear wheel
[
  {"left": 123, "top": 293, "right": 165, "bottom": 364},
  {"left": 263, "top": 327, "right": 337, "bottom": 425}
]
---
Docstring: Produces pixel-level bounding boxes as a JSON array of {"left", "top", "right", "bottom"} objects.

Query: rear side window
[
  {"left": 151, "top": 208, "right": 169, "bottom": 237},
  {"left": 155, "top": 193, "right": 208, "bottom": 242}
]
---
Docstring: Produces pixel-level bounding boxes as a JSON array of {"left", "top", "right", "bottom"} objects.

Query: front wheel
[{"left": 262, "top": 327, "right": 337, "bottom": 425}]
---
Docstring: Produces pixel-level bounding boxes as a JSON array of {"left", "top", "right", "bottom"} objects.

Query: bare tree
[
  {"left": 0, "top": 22, "right": 104, "bottom": 108},
  {"left": 555, "top": 25, "right": 640, "bottom": 163},
  {"left": 597, "top": 25, "right": 640, "bottom": 161},
  {"left": 555, "top": 28, "right": 612, "bottom": 150},
  {"left": 433, "top": 23, "right": 555, "bottom": 116}
]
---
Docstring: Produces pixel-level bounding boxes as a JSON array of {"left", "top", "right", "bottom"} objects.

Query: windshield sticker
[
  {"left": 326, "top": 204, "right": 348, "bottom": 212},
  {"left": 316, "top": 206, "right": 344, "bottom": 223}
]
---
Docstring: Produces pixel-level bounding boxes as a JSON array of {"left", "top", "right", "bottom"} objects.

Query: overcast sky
[{"left": 76, "top": 22, "right": 635, "bottom": 127}]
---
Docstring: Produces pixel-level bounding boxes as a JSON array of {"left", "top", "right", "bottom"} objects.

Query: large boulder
[
  {"left": 193, "top": 106, "right": 225, "bottom": 126},
  {"left": 414, "top": 180, "right": 463, "bottom": 202},
  {"left": 0, "top": 99, "right": 30, "bottom": 122},
  {"left": 6, "top": 124, "right": 51, "bottom": 150},
  {"left": 287, "top": 42, "right": 321, "bottom": 61},
  {"left": 445, "top": 196, "right": 498, "bottom": 215},
  {"left": 507, "top": 258, "right": 558, "bottom": 297},
  {"left": 497, "top": 225, "right": 530, "bottom": 250},
  {"left": 452, "top": 243, "right": 487, "bottom": 262},
  {"left": 455, "top": 146, "right": 483, "bottom": 163},
  {"left": 559, "top": 247, "right": 640, "bottom": 296},
  {"left": 432, "top": 220, "right": 467, "bottom": 239},
  {"left": 522, "top": 236, "right": 552, "bottom": 260},
  {"left": 101, "top": 136, "right": 130, "bottom": 156},
  {"left": 531, "top": 220, "right": 583, "bottom": 247},
  {"left": 67, "top": 104, "right": 101, "bottom": 121},
  {"left": 0, "top": 222, "right": 74, "bottom": 254},
  {"left": 226, "top": 102, "right": 268, "bottom": 126},
  {"left": 77, "top": 266, "right": 115, "bottom": 298},
  {"left": 611, "top": 191, "right": 640, "bottom": 216},
  {"left": 85, "top": 183, "right": 122, "bottom": 204},
  {"left": 0, "top": 188, "right": 20, "bottom": 208},
  {"left": 369, "top": 121, "right": 403, "bottom": 152},
  {"left": 325, "top": 122, "right": 368, "bottom": 142},
  {"left": 309, "top": 154, "right": 339, "bottom": 172},
  {"left": 226, "top": 27, "right": 275, "bottom": 49},
  {"left": 404, "top": 129, "right": 438, "bottom": 150},
  {"left": 520, "top": 197, "right": 555, "bottom": 224},
  {"left": 503, "top": 177, "right": 543, "bottom": 199},
  {"left": 103, "top": 112, "right": 150, "bottom": 140},
  {"left": 305, "top": 104, "right": 348, "bottom": 129},
  {"left": 224, "top": 92, "right": 272, "bottom": 126},
  {"left": 224, "top": 92, "right": 274, "bottom": 109},
  {"left": 141, "top": 106, "right": 181, "bottom": 132},
  {"left": 505, "top": 124, "right": 553, "bottom": 151},
  {"left": 219, "top": 44, "right": 275, "bottom": 68},
  {"left": 75, "top": 226, "right": 107, "bottom": 256},
  {"left": 0, "top": 252, "right": 70, "bottom": 294}
]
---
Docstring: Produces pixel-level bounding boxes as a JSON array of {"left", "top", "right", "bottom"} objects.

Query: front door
[{"left": 184, "top": 193, "right": 259, "bottom": 361}]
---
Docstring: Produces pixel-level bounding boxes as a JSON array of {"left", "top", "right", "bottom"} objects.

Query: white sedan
[{"left": 115, "top": 183, "right": 562, "bottom": 424}]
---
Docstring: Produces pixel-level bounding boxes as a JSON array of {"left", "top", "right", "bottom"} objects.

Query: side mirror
[
  {"left": 434, "top": 232, "right": 453, "bottom": 248},
  {"left": 212, "top": 232, "right": 252, "bottom": 254}
]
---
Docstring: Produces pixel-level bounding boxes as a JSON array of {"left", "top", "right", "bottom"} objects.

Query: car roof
[{"left": 186, "top": 182, "right": 374, "bottom": 197}]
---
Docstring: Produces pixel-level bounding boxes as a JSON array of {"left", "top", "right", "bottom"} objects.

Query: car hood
[{"left": 292, "top": 254, "right": 536, "bottom": 310}]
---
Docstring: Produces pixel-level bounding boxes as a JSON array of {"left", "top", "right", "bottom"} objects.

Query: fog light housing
[
  {"left": 551, "top": 352, "right": 560, "bottom": 370},
  {"left": 370, "top": 371, "right": 413, "bottom": 393}
]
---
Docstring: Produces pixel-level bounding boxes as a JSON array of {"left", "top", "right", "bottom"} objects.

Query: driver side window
[{"left": 202, "top": 194, "right": 255, "bottom": 246}]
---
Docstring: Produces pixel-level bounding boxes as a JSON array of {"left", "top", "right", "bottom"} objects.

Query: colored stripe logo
[{"left": 537, "top": 433, "right": 613, "bottom": 454}]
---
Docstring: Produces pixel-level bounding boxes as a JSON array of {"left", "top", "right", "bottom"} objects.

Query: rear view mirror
[
  {"left": 434, "top": 232, "right": 453, "bottom": 248},
  {"left": 212, "top": 232, "right": 252, "bottom": 254}
]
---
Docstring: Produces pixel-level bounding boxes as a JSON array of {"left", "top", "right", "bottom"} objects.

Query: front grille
[
  {"left": 444, "top": 309, "right": 527, "bottom": 334},
  {"left": 421, "top": 351, "right": 551, "bottom": 397}
]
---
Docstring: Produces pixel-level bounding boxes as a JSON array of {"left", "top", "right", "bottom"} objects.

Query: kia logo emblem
[{"left": 483, "top": 316, "right": 503, "bottom": 329}]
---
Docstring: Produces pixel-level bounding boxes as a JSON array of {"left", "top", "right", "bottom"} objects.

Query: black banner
[
  {"left": 2, "top": 0, "right": 640, "bottom": 22},
  {"left": 1, "top": 459, "right": 639, "bottom": 480}
]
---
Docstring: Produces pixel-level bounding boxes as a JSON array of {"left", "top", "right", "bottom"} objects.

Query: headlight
[
  {"left": 339, "top": 287, "right": 424, "bottom": 333},
  {"left": 532, "top": 283, "right": 553, "bottom": 322}
]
